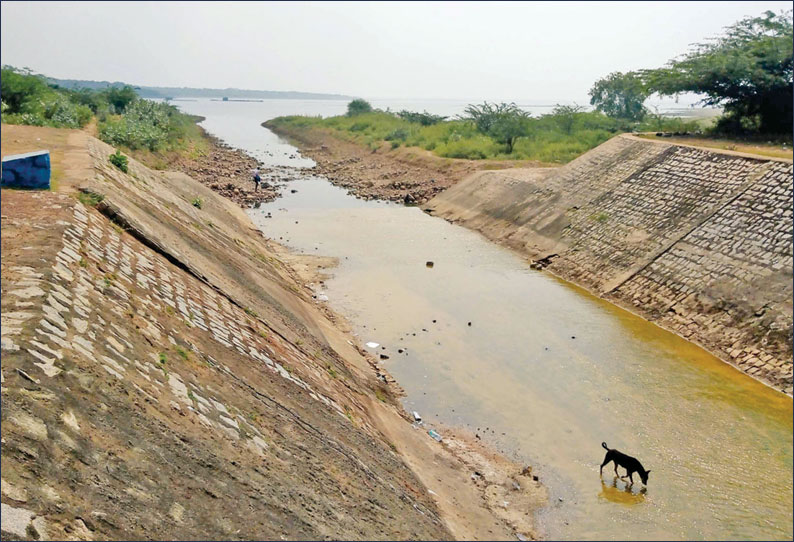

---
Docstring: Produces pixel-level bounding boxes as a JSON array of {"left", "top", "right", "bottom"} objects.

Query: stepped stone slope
[
  {"left": 0, "top": 126, "right": 456, "bottom": 540},
  {"left": 428, "top": 135, "right": 793, "bottom": 394}
]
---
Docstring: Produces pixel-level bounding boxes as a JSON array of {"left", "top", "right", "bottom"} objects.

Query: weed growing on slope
[
  {"left": 175, "top": 345, "right": 190, "bottom": 361},
  {"left": 109, "top": 150, "right": 129, "bottom": 173}
]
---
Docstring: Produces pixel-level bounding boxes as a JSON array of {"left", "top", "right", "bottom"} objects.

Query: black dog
[{"left": 600, "top": 442, "right": 651, "bottom": 485}]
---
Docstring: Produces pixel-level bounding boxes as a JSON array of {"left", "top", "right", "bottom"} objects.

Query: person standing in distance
[{"left": 252, "top": 167, "right": 262, "bottom": 192}]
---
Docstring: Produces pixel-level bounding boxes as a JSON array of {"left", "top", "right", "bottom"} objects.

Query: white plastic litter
[{"left": 365, "top": 342, "right": 380, "bottom": 348}]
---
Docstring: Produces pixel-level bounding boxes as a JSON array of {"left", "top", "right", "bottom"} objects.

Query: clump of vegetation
[
  {"left": 77, "top": 190, "right": 105, "bottom": 207},
  {"left": 590, "top": 10, "right": 793, "bottom": 137},
  {"left": 385, "top": 128, "right": 409, "bottom": 142},
  {"left": 347, "top": 98, "right": 373, "bottom": 116},
  {"left": 1, "top": 66, "right": 208, "bottom": 162},
  {"left": 269, "top": 100, "right": 695, "bottom": 164},
  {"left": 461, "top": 102, "right": 532, "bottom": 154},
  {"left": 191, "top": 197, "right": 203, "bottom": 209},
  {"left": 98, "top": 98, "right": 199, "bottom": 152},
  {"left": 396, "top": 110, "right": 446, "bottom": 125},
  {"left": 175, "top": 345, "right": 190, "bottom": 361},
  {"left": 648, "top": 10, "right": 792, "bottom": 135},
  {"left": 1, "top": 67, "right": 92, "bottom": 128},
  {"left": 109, "top": 150, "right": 129, "bottom": 173},
  {"left": 158, "top": 352, "right": 168, "bottom": 364},
  {"left": 589, "top": 72, "right": 649, "bottom": 122},
  {"left": 102, "top": 272, "right": 116, "bottom": 289}
]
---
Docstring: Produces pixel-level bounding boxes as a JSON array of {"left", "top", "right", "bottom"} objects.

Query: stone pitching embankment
[{"left": 429, "top": 135, "right": 793, "bottom": 394}]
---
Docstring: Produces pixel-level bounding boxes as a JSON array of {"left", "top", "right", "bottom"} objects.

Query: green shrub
[
  {"left": 385, "top": 128, "right": 409, "bottom": 141},
  {"left": 102, "top": 86, "right": 137, "bottom": 114},
  {"left": 435, "top": 137, "right": 499, "bottom": 159},
  {"left": 77, "top": 191, "right": 105, "bottom": 207},
  {"left": 98, "top": 99, "right": 195, "bottom": 151},
  {"left": 109, "top": 150, "right": 129, "bottom": 173},
  {"left": 347, "top": 98, "right": 373, "bottom": 116},
  {"left": 396, "top": 110, "right": 447, "bottom": 125},
  {"left": 191, "top": 197, "right": 203, "bottom": 209},
  {"left": 1, "top": 68, "right": 92, "bottom": 128}
]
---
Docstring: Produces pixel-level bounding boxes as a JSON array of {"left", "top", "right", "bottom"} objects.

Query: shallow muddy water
[
  {"left": 248, "top": 179, "right": 792, "bottom": 540},
  {"left": 177, "top": 100, "right": 793, "bottom": 540}
]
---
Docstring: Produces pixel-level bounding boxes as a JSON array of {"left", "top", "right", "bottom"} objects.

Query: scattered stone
[
  {"left": 16, "top": 368, "right": 40, "bottom": 384},
  {"left": 69, "top": 519, "right": 94, "bottom": 541},
  {"left": 9, "top": 411, "right": 48, "bottom": 441},
  {"left": 169, "top": 502, "right": 185, "bottom": 523},
  {"left": 62, "top": 410, "right": 81, "bottom": 432},
  {"left": 0, "top": 502, "right": 34, "bottom": 538},
  {"left": 1, "top": 479, "right": 28, "bottom": 503}
]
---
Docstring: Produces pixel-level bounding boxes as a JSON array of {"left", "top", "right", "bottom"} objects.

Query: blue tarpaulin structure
[{"left": 1, "top": 150, "right": 51, "bottom": 189}]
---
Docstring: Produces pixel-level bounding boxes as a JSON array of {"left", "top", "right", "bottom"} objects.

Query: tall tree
[
  {"left": 588, "top": 72, "right": 648, "bottom": 121},
  {"left": 644, "top": 10, "right": 793, "bottom": 134},
  {"left": 551, "top": 104, "right": 585, "bottom": 134},
  {"left": 461, "top": 102, "right": 530, "bottom": 154}
]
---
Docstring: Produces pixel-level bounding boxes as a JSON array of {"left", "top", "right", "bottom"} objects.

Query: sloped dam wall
[{"left": 427, "top": 135, "right": 793, "bottom": 394}]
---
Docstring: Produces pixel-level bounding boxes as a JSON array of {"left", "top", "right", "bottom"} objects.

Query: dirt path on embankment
[
  {"left": 264, "top": 121, "right": 549, "bottom": 204},
  {"left": 1, "top": 123, "right": 546, "bottom": 541}
]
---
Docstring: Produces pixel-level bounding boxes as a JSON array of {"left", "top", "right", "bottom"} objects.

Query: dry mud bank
[
  {"left": 264, "top": 120, "right": 544, "bottom": 204},
  {"left": 427, "top": 134, "right": 793, "bottom": 394},
  {"left": 0, "top": 124, "right": 545, "bottom": 540}
]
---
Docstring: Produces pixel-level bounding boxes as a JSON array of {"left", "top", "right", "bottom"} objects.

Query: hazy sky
[{"left": 2, "top": 1, "right": 790, "bottom": 101}]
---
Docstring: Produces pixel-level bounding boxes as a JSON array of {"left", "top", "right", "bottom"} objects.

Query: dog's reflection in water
[{"left": 598, "top": 477, "right": 647, "bottom": 505}]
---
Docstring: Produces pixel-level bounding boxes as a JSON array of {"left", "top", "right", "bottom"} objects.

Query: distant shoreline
[{"left": 46, "top": 75, "right": 355, "bottom": 101}]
